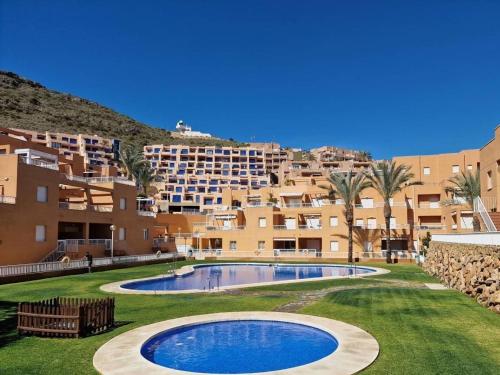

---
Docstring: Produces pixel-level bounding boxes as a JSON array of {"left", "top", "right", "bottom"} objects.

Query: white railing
[
  {"left": 415, "top": 224, "right": 445, "bottom": 230},
  {"left": 206, "top": 225, "right": 246, "bottom": 231},
  {"left": 63, "top": 174, "right": 135, "bottom": 186},
  {"left": 0, "top": 195, "right": 16, "bottom": 204},
  {"left": 273, "top": 225, "right": 295, "bottom": 230},
  {"left": 245, "top": 202, "right": 276, "bottom": 208},
  {"left": 64, "top": 238, "right": 111, "bottom": 252},
  {"left": 417, "top": 202, "right": 440, "bottom": 209},
  {"left": 298, "top": 225, "right": 322, "bottom": 230},
  {"left": 89, "top": 205, "right": 113, "bottom": 213},
  {"left": 153, "top": 237, "right": 175, "bottom": 246},
  {"left": 137, "top": 210, "right": 156, "bottom": 217},
  {"left": 473, "top": 197, "right": 497, "bottom": 232},
  {"left": 19, "top": 156, "right": 59, "bottom": 170},
  {"left": 0, "top": 253, "right": 179, "bottom": 277}
]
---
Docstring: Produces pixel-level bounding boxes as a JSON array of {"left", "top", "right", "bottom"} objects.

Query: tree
[
  {"left": 321, "top": 171, "right": 371, "bottom": 262},
  {"left": 445, "top": 170, "right": 481, "bottom": 231},
  {"left": 367, "top": 161, "right": 421, "bottom": 263},
  {"left": 119, "top": 145, "right": 145, "bottom": 181},
  {"left": 267, "top": 192, "right": 278, "bottom": 204},
  {"left": 136, "top": 162, "right": 156, "bottom": 196},
  {"left": 358, "top": 151, "right": 372, "bottom": 162}
]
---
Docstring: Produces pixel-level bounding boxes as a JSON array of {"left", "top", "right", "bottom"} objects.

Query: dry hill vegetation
[{"left": 0, "top": 71, "right": 240, "bottom": 148}]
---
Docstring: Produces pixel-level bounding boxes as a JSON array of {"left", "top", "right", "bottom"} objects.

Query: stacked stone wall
[{"left": 424, "top": 242, "right": 499, "bottom": 313}]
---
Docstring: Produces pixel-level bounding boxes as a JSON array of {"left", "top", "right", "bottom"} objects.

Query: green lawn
[{"left": 0, "top": 261, "right": 498, "bottom": 374}]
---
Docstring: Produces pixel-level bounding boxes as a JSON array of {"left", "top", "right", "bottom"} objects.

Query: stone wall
[{"left": 424, "top": 241, "right": 499, "bottom": 313}]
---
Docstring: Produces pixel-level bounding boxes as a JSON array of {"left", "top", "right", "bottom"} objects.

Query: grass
[{"left": 0, "top": 261, "right": 498, "bottom": 374}]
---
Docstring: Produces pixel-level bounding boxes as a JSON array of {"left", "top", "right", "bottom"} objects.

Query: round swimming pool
[
  {"left": 120, "top": 263, "right": 377, "bottom": 292},
  {"left": 140, "top": 320, "right": 339, "bottom": 374}
]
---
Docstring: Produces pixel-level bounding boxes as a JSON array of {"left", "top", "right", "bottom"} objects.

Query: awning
[
  {"left": 279, "top": 192, "right": 303, "bottom": 197},
  {"left": 273, "top": 238, "right": 296, "bottom": 241},
  {"left": 247, "top": 194, "right": 262, "bottom": 199}
]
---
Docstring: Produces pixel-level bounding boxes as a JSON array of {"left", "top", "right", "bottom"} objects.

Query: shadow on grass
[{"left": 0, "top": 301, "right": 20, "bottom": 348}]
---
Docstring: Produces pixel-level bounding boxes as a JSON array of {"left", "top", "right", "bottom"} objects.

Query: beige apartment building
[
  {"left": 144, "top": 144, "right": 270, "bottom": 213},
  {"left": 10, "top": 128, "right": 120, "bottom": 169},
  {"left": 0, "top": 128, "right": 154, "bottom": 266},
  {"left": 164, "top": 145, "right": 491, "bottom": 260}
]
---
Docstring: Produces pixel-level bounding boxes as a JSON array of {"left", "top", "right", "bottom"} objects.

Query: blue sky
[{"left": 1, "top": 0, "right": 499, "bottom": 158}]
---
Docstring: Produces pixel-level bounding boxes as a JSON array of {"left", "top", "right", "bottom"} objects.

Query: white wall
[{"left": 432, "top": 232, "right": 500, "bottom": 246}]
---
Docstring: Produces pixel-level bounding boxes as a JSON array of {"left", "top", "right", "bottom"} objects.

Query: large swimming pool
[
  {"left": 121, "top": 263, "right": 376, "bottom": 291},
  {"left": 141, "top": 320, "right": 339, "bottom": 374}
]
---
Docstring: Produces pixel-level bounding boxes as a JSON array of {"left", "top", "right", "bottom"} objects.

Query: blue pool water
[
  {"left": 122, "top": 263, "right": 375, "bottom": 291},
  {"left": 141, "top": 320, "right": 339, "bottom": 373}
]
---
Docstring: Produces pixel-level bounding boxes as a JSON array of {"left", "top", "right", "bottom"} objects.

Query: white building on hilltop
[{"left": 174, "top": 120, "right": 212, "bottom": 138}]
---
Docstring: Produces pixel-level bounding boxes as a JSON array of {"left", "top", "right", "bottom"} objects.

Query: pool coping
[
  {"left": 100, "top": 263, "right": 390, "bottom": 295},
  {"left": 93, "top": 311, "right": 380, "bottom": 375}
]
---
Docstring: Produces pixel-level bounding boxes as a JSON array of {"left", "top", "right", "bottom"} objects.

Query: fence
[
  {"left": 17, "top": 297, "right": 115, "bottom": 338},
  {"left": 0, "top": 253, "right": 178, "bottom": 278}
]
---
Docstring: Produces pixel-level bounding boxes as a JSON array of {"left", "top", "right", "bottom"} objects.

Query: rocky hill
[{"left": 0, "top": 71, "right": 240, "bottom": 148}]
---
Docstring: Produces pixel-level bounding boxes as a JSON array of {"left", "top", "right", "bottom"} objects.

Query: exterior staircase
[
  {"left": 489, "top": 212, "right": 500, "bottom": 231},
  {"left": 39, "top": 241, "right": 66, "bottom": 263}
]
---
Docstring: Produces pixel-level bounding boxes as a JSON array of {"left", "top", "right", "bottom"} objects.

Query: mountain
[{"left": 0, "top": 71, "right": 240, "bottom": 148}]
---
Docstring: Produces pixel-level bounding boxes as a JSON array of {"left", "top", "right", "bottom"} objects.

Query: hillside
[{"left": 0, "top": 71, "right": 240, "bottom": 148}]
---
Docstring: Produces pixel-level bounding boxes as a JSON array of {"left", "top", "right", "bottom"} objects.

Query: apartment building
[
  {"left": 161, "top": 147, "right": 483, "bottom": 260},
  {"left": 10, "top": 128, "right": 120, "bottom": 169},
  {"left": 0, "top": 128, "right": 154, "bottom": 266},
  {"left": 248, "top": 143, "right": 292, "bottom": 174},
  {"left": 479, "top": 125, "right": 500, "bottom": 229},
  {"left": 144, "top": 144, "right": 270, "bottom": 213}
]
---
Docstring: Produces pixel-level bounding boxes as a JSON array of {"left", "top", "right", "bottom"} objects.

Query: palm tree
[
  {"left": 445, "top": 170, "right": 481, "bottom": 231},
  {"left": 136, "top": 162, "right": 156, "bottom": 196},
  {"left": 321, "top": 171, "right": 371, "bottom": 262},
  {"left": 119, "top": 145, "right": 145, "bottom": 181},
  {"left": 367, "top": 161, "right": 421, "bottom": 263}
]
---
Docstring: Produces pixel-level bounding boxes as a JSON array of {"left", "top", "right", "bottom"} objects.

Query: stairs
[
  {"left": 489, "top": 212, "right": 500, "bottom": 231},
  {"left": 39, "top": 241, "right": 66, "bottom": 263}
]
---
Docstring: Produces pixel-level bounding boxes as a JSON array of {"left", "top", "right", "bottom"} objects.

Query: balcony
[
  {"left": 137, "top": 210, "right": 156, "bottom": 217},
  {"left": 0, "top": 195, "right": 16, "bottom": 204},
  {"left": 19, "top": 156, "right": 59, "bottom": 171},
  {"left": 59, "top": 202, "right": 87, "bottom": 210}
]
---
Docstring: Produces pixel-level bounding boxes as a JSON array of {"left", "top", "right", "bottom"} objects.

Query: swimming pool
[
  {"left": 94, "top": 312, "right": 380, "bottom": 375},
  {"left": 120, "top": 263, "right": 378, "bottom": 292},
  {"left": 141, "top": 320, "right": 339, "bottom": 373}
]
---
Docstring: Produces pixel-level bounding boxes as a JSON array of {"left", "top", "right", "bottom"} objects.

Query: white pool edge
[
  {"left": 100, "top": 263, "right": 390, "bottom": 295},
  {"left": 93, "top": 311, "right": 379, "bottom": 375}
]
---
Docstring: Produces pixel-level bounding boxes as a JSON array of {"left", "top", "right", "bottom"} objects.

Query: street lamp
[{"left": 110, "top": 224, "right": 116, "bottom": 259}]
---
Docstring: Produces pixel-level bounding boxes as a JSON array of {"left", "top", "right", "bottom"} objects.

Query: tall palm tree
[
  {"left": 445, "top": 170, "right": 481, "bottom": 231},
  {"left": 136, "top": 162, "right": 156, "bottom": 196},
  {"left": 321, "top": 171, "right": 371, "bottom": 263},
  {"left": 119, "top": 145, "right": 145, "bottom": 181},
  {"left": 367, "top": 161, "right": 421, "bottom": 263}
]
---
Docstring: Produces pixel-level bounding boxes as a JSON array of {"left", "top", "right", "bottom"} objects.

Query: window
[
  {"left": 423, "top": 167, "right": 431, "bottom": 175},
  {"left": 258, "top": 217, "right": 267, "bottom": 228},
  {"left": 329, "top": 216, "right": 338, "bottom": 227},
  {"left": 119, "top": 227, "right": 126, "bottom": 241},
  {"left": 229, "top": 241, "right": 237, "bottom": 251},
  {"left": 367, "top": 218, "right": 377, "bottom": 229},
  {"left": 330, "top": 241, "right": 339, "bottom": 252},
  {"left": 390, "top": 217, "right": 397, "bottom": 229},
  {"left": 364, "top": 241, "right": 373, "bottom": 251},
  {"left": 36, "top": 186, "right": 48, "bottom": 202},
  {"left": 143, "top": 228, "right": 149, "bottom": 240},
  {"left": 355, "top": 219, "right": 364, "bottom": 227},
  {"left": 452, "top": 165, "right": 459, "bottom": 174},
  {"left": 119, "top": 198, "right": 127, "bottom": 210},
  {"left": 467, "top": 164, "right": 473, "bottom": 171},
  {"left": 460, "top": 215, "right": 474, "bottom": 229},
  {"left": 487, "top": 171, "right": 493, "bottom": 190},
  {"left": 35, "top": 225, "right": 46, "bottom": 242},
  {"left": 258, "top": 241, "right": 265, "bottom": 250},
  {"left": 360, "top": 198, "right": 373, "bottom": 208}
]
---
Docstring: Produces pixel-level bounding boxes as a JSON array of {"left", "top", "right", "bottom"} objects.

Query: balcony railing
[
  {"left": 59, "top": 202, "right": 87, "bottom": 210},
  {"left": 63, "top": 174, "right": 135, "bottom": 186},
  {"left": 137, "top": 210, "right": 156, "bottom": 217},
  {"left": 19, "top": 157, "right": 59, "bottom": 170},
  {"left": 417, "top": 202, "right": 441, "bottom": 209},
  {"left": 415, "top": 224, "right": 445, "bottom": 230},
  {"left": 0, "top": 195, "right": 16, "bottom": 204},
  {"left": 89, "top": 205, "right": 113, "bottom": 213},
  {"left": 206, "top": 225, "right": 245, "bottom": 231}
]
